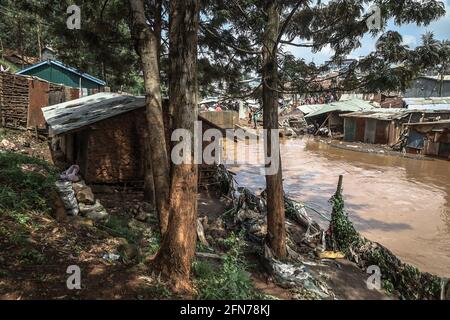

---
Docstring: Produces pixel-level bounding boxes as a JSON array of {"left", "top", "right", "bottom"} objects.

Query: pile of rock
[{"left": 55, "top": 178, "right": 109, "bottom": 221}]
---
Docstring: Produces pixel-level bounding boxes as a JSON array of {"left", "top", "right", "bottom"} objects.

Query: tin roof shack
[
  {"left": 404, "top": 120, "right": 450, "bottom": 159},
  {"left": 404, "top": 97, "right": 450, "bottom": 111},
  {"left": 42, "top": 93, "right": 225, "bottom": 185},
  {"left": 341, "top": 109, "right": 450, "bottom": 146},
  {"left": 341, "top": 109, "right": 410, "bottom": 145},
  {"left": 0, "top": 72, "right": 79, "bottom": 130},
  {"left": 17, "top": 60, "right": 106, "bottom": 94},
  {"left": 304, "top": 99, "right": 374, "bottom": 136}
]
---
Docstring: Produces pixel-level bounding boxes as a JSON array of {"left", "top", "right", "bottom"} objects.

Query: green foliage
[
  {"left": 138, "top": 281, "right": 173, "bottom": 300},
  {"left": 0, "top": 152, "right": 57, "bottom": 214},
  {"left": 330, "top": 190, "right": 443, "bottom": 299},
  {"left": 329, "top": 193, "right": 361, "bottom": 254},
  {"left": 145, "top": 233, "right": 160, "bottom": 257},
  {"left": 20, "top": 248, "right": 46, "bottom": 265},
  {"left": 194, "top": 232, "right": 263, "bottom": 300}
]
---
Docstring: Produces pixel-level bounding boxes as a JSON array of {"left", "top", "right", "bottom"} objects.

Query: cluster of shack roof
[{"left": 299, "top": 97, "right": 450, "bottom": 159}]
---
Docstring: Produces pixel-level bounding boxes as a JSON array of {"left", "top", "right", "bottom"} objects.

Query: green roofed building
[
  {"left": 303, "top": 98, "right": 375, "bottom": 136},
  {"left": 16, "top": 60, "right": 106, "bottom": 91}
]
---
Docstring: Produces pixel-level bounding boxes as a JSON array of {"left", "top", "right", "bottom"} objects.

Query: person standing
[{"left": 253, "top": 111, "right": 258, "bottom": 129}]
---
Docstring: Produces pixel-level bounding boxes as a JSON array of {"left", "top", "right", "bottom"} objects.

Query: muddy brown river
[{"left": 225, "top": 137, "right": 450, "bottom": 277}]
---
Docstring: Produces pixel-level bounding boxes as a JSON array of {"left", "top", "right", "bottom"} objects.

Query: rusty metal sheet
[{"left": 27, "top": 79, "right": 49, "bottom": 129}]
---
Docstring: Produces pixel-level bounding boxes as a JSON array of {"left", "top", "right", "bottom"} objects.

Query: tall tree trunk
[
  {"left": 129, "top": 0, "right": 170, "bottom": 235},
  {"left": 262, "top": 0, "right": 286, "bottom": 259},
  {"left": 37, "top": 22, "right": 42, "bottom": 60},
  {"left": 143, "top": 129, "right": 156, "bottom": 207},
  {"left": 151, "top": 0, "right": 200, "bottom": 293}
]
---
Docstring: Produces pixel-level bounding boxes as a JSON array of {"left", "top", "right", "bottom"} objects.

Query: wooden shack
[
  {"left": 404, "top": 120, "right": 450, "bottom": 159},
  {"left": 43, "top": 93, "right": 226, "bottom": 185},
  {"left": 342, "top": 109, "right": 450, "bottom": 146},
  {"left": 0, "top": 72, "right": 79, "bottom": 130}
]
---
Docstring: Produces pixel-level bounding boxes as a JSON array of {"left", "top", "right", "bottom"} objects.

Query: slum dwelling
[
  {"left": 42, "top": 93, "right": 227, "bottom": 189},
  {"left": 341, "top": 109, "right": 450, "bottom": 159},
  {"left": 303, "top": 98, "right": 374, "bottom": 136}
]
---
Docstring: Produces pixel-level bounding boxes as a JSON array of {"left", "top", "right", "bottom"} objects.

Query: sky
[{"left": 288, "top": 0, "right": 450, "bottom": 64}]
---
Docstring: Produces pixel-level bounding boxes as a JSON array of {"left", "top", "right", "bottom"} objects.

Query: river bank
[{"left": 226, "top": 135, "right": 450, "bottom": 277}]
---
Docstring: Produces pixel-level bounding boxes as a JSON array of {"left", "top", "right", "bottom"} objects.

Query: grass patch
[
  {"left": 20, "top": 249, "right": 46, "bottom": 265},
  {"left": 0, "top": 152, "right": 58, "bottom": 214},
  {"left": 194, "top": 232, "right": 263, "bottom": 300},
  {"left": 100, "top": 215, "right": 140, "bottom": 244}
]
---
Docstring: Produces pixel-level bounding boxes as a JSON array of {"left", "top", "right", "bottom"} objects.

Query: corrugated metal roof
[
  {"left": 17, "top": 60, "right": 106, "bottom": 86},
  {"left": 404, "top": 97, "right": 450, "bottom": 104},
  {"left": 297, "top": 104, "right": 324, "bottom": 115},
  {"left": 42, "top": 93, "right": 145, "bottom": 136},
  {"left": 406, "top": 104, "right": 450, "bottom": 110},
  {"left": 406, "top": 120, "right": 450, "bottom": 126},
  {"left": 305, "top": 98, "right": 374, "bottom": 118},
  {"left": 341, "top": 108, "right": 450, "bottom": 120},
  {"left": 341, "top": 109, "right": 410, "bottom": 120}
]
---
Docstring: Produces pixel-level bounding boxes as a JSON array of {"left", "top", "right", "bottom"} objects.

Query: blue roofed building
[{"left": 16, "top": 60, "right": 106, "bottom": 93}]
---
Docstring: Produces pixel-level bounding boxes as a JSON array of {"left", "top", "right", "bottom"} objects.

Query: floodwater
[{"left": 225, "top": 137, "right": 450, "bottom": 277}]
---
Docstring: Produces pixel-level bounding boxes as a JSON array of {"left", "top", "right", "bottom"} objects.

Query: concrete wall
[{"left": 199, "top": 111, "right": 239, "bottom": 129}]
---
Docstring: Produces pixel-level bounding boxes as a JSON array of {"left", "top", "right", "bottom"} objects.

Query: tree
[
  {"left": 151, "top": 0, "right": 201, "bottom": 293},
  {"left": 415, "top": 32, "right": 450, "bottom": 96},
  {"left": 262, "top": 0, "right": 286, "bottom": 258},
  {"left": 128, "top": 0, "right": 171, "bottom": 236}
]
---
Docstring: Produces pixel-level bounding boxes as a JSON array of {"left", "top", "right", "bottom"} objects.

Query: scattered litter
[
  {"left": 60, "top": 164, "right": 80, "bottom": 182},
  {"left": 317, "top": 251, "right": 346, "bottom": 260},
  {"left": 102, "top": 253, "right": 120, "bottom": 261}
]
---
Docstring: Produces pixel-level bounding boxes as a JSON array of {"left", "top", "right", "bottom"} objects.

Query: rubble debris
[
  {"left": 213, "top": 164, "right": 333, "bottom": 299},
  {"left": 279, "top": 110, "right": 310, "bottom": 136}
]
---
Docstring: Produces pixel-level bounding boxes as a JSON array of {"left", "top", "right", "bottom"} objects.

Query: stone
[
  {"left": 86, "top": 209, "right": 109, "bottom": 221},
  {"left": 76, "top": 186, "right": 95, "bottom": 205},
  {"left": 79, "top": 200, "right": 108, "bottom": 221},
  {"left": 72, "top": 181, "right": 87, "bottom": 194}
]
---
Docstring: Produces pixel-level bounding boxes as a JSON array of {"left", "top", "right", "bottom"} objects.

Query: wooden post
[{"left": 335, "top": 174, "right": 343, "bottom": 196}]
